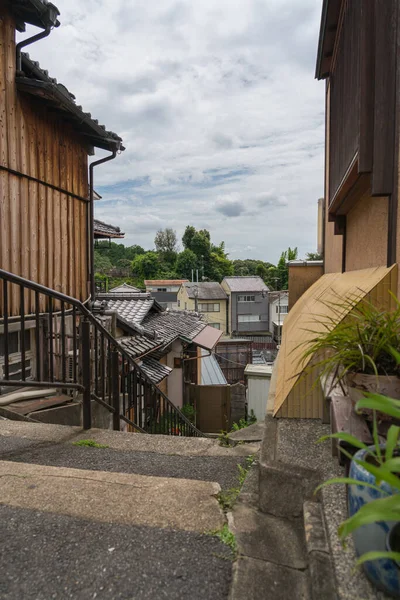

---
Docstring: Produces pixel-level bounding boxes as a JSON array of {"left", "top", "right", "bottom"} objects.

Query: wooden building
[{"left": 0, "top": 0, "right": 123, "bottom": 314}]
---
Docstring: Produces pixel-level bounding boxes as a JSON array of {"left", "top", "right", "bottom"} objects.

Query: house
[
  {"left": 94, "top": 219, "right": 125, "bottom": 244},
  {"left": 145, "top": 279, "right": 189, "bottom": 310},
  {"left": 268, "top": 291, "right": 289, "bottom": 344},
  {"left": 0, "top": 1, "right": 205, "bottom": 436},
  {"left": 177, "top": 282, "right": 228, "bottom": 332},
  {"left": 221, "top": 277, "right": 269, "bottom": 334},
  {"left": 269, "top": 1, "right": 400, "bottom": 419},
  {"left": 95, "top": 287, "right": 223, "bottom": 408}
]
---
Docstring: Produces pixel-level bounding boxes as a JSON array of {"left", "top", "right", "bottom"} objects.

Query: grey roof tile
[
  {"left": 223, "top": 277, "right": 270, "bottom": 293},
  {"left": 138, "top": 357, "right": 172, "bottom": 385},
  {"left": 142, "top": 310, "right": 206, "bottom": 344},
  {"left": 94, "top": 219, "right": 125, "bottom": 239},
  {"left": 183, "top": 282, "right": 228, "bottom": 300},
  {"left": 107, "top": 297, "right": 154, "bottom": 326},
  {"left": 119, "top": 335, "right": 163, "bottom": 359}
]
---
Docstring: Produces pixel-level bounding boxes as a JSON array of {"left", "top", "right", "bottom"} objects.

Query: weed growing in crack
[
  {"left": 211, "top": 524, "right": 237, "bottom": 556},
  {"left": 217, "top": 455, "right": 257, "bottom": 511},
  {"left": 72, "top": 439, "right": 109, "bottom": 449}
]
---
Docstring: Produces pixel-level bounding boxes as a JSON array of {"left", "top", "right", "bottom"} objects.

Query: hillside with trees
[{"left": 94, "top": 226, "right": 318, "bottom": 291}]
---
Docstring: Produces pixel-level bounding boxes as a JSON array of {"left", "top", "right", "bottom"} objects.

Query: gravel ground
[{"left": 0, "top": 505, "right": 232, "bottom": 600}]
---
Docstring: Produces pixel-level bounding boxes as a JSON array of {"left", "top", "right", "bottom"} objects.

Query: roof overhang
[
  {"left": 192, "top": 326, "right": 223, "bottom": 351},
  {"left": 16, "top": 76, "right": 124, "bottom": 152},
  {"left": 315, "top": 0, "right": 342, "bottom": 80},
  {"left": 273, "top": 265, "right": 398, "bottom": 418},
  {"left": 9, "top": 0, "right": 60, "bottom": 32}
]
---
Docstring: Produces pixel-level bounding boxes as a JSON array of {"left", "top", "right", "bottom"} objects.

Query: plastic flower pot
[{"left": 348, "top": 447, "right": 400, "bottom": 597}]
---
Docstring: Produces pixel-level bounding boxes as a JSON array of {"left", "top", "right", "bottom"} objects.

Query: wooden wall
[{"left": 0, "top": 9, "right": 89, "bottom": 314}]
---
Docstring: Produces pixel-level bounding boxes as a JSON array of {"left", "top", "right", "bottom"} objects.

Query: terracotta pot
[{"left": 345, "top": 373, "right": 400, "bottom": 421}]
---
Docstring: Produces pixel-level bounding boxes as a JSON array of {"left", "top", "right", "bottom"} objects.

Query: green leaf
[
  {"left": 354, "top": 458, "right": 400, "bottom": 491},
  {"left": 382, "top": 457, "right": 400, "bottom": 473},
  {"left": 356, "top": 394, "right": 400, "bottom": 420},
  {"left": 356, "top": 551, "right": 400, "bottom": 567},
  {"left": 317, "top": 432, "right": 369, "bottom": 451},
  {"left": 386, "top": 426, "right": 400, "bottom": 462},
  {"left": 315, "top": 477, "right": 384, "bottom": 495},
  {"left": 339, "top": 495, "right": 400, "bottom": 539}
]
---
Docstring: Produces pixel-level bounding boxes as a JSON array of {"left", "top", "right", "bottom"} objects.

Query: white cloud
[{"left": 19, "top": 0, "right": 325, "bottom": 264}]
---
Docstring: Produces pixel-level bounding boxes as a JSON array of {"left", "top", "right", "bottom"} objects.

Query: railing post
[
  {"left": 82, "top": 319, "right": 92, "bottom": 430},
  {"left": 111, "top": 348, "right": 120, "bottom": 431}
]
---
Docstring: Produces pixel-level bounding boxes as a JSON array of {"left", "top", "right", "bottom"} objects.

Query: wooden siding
[
  {"left": 329, "top": 0, "right": 361, "bottom": 205},
  {"left": 0, "top": 10, "right": 89, "bottom": 314}
]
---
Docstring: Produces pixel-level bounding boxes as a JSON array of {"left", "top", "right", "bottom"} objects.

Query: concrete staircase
[{"left": 0, "top": 421, "right": 260, "bottom": 600}]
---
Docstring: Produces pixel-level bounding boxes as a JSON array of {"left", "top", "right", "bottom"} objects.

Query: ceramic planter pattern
[{"left": 349, "top": 448, "right": 400, "bottom": 597}]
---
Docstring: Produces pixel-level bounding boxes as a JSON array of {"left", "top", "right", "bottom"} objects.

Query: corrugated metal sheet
[
  {"left": 201, "top": 349, "right": 227, "bottom": 385},
  {"left": 274, "top": 265, "right": 397, "bottom": 418}
]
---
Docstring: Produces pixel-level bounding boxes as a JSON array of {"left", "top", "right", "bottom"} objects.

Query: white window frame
[
  {"left": 198, "top": 303, "right": 220, "bottom": 313},
  {"left": 237, "top": 295, "right": 255, "bottom": 302},
  {"left": 238, "top": 315, "right": 262, "bottom": 323}
]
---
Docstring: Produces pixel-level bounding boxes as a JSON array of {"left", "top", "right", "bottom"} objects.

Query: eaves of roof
[
  {"left": 315, "top": 0, "right": 342, "bottom": 80},
  {"left": 17, "top": 54, "right": 124, "bottom": 153},
  {"left": 9, "top": 0, "right": 60, "bottom": 32},
  {"left": 94, "top": 219, "right": 125, "bottom": 239}
]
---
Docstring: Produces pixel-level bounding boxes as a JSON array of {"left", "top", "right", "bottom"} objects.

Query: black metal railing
[{"left": 0, "top": 268, "right": 205, "bottom": 437}]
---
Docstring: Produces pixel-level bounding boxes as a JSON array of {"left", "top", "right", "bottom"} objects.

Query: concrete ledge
[{"left": 304, "top": 501, "right": 337, "bottom": 600}]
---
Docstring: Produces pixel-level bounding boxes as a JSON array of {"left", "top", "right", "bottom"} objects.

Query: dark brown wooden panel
[
  {"left": 372, "top": 0, "right": 397, "bottom": 196},
  {"left": 329, "top": 1, "right": 361, "bottom": 204},
  {"left": 359, "top": 1, "right": 375, "bottom": 173}
]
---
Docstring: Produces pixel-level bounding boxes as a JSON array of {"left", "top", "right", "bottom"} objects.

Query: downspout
[
  {"left": 16, "top": 25, "right": 52, "bottom": 72},
  {"left": 89, "top": 150, "right": 117, "bottom": 302}
]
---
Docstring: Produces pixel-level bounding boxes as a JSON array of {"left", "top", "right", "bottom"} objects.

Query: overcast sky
[{"left": 21, "top": 0, "right": 325, "bottom": 264}]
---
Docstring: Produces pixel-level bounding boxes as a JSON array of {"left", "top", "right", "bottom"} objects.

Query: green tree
[
  {"left": 176, "top": 249, "right": 198, "bottom": 279},
  {"left": 306, "top": 251, "right": 323, "bottom": 261},
  {"left": 275, "top": 247, "right": 298, "bottom": 290},
  {"left": 94, "top": 251, "right": 112, "bottom": 274},
  {"left": 125, "top": 245, "right": 146, "bottom": 260},
  {"left": 132, "top": 251, "right": 160, "bottom": 280},
  {"left": 154, "top": 228, "right": 178, "bottom": 261},
  {"left": 182, "top": 226, "right": 197, "bottom": 251}
]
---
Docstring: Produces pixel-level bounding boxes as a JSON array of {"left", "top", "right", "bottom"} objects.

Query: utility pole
[{"left": 194, "top": 285, "right": 199, "bottom": 313}]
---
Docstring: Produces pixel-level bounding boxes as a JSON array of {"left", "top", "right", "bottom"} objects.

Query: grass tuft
[
  {"left": 72, "top": 439, "right": 109, "bottom": 449},
  {"left": 211, "top": 524, "right": 237, "bottom": 556}
]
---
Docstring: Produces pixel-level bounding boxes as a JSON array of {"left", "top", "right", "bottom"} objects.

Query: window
[
  {"left": 198, "top": 303, "right": 220, "bottom": 312},
  {"left": 276, "top": 305, "right": 288, "bottom": 314},
  {"left": 177, "top": 300, "right": 181, "bottom": 307},
  {"left": 238, "top": 315, "right": 262, "bottom": 323},
  {"left": 237, "top": 295, "right": 255, "bottom": 302},
  {"left": 208, "top": 322, "right": 221, "bottom": 329},
  {"left": 157, "top": 288, "right": 167, "bottom": 292}
]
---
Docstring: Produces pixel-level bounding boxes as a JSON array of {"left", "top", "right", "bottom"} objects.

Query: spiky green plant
[{"left": 299, "top": 294, "right": 400, "bottom": 391}]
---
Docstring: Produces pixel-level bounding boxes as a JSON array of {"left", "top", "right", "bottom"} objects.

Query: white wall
[
  {"left": 165, "top": 339, "right": 183, "bottom": 408},
  {"left": 247, "top": 374, "right": 272, "bottom": 421}
]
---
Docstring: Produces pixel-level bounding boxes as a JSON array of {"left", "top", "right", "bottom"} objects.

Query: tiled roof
[
  {"left": 108, "top": 283, "right": 141, "bottom": 293},
  {"left": 94, "top": 219, "right": 125, "bottom": 239},
  {"left": 107, "top": 296, "right": 155, "bottom": 326},
  {"left": 142, "top": 310, "right": 206, "bottom": 344},
  {"left": 17, "top": 53, "right": 124, "bottom": 153},
  {"left": 11, "top": 0, "right": 60, "bottom": 31},
  {"left": 145, "top": 280, "right": 189, "bottom": 286},
  {"left": 120, "top": 335, "right": 163, "bottom": 359},
  {"left": 139, "top": 357, "right": 172, "bottom": 385},
  {"left": 183, "top": 282, "right": 228, "bottom": 300},
  {"left": 223, "top": 277, "right": 269, "bottom": 293}
]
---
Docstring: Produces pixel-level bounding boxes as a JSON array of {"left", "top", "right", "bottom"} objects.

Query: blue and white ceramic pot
[{"left": 348, "top": 447, "right": 400, "bottom": 598}]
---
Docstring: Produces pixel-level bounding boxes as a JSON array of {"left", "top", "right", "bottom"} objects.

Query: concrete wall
[
  {"left": 230, "top": 292, "right": 269, "bottom": 334},
  {"left": 288, "top": 265, "right": 324, "bottom": 309}
]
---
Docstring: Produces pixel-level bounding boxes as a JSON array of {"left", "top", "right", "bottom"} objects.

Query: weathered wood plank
[{"left": 331, "top": 395, "right": 372, "bottom": 466}]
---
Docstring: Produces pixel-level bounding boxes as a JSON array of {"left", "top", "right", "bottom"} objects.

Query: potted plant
[
  {"left": 301, "top": 296, "right": 400, "bottom": 415},
  {"left": 319, "top": 390, "right": 400, "bottom": 597}
]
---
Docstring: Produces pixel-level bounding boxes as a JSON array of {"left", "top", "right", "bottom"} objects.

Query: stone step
[{"left": 0, "top": 459, "right": 224, "bottom": 533}]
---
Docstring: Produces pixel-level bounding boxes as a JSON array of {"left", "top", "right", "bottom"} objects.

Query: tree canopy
[{"left": 94, "top": 227, "right": 304, "bottom": 291}]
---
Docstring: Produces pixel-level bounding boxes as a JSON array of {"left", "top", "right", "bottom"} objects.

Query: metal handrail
[{"left": 0, "top": 268, "right": 206, "bottom": 437}]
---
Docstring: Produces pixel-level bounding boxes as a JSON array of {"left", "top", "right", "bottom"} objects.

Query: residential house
[
  {"left": 145, "top": 279, "right": 189, "bottom": 310},
  {"left": 95, "top": 288, "right": 223, "bottom": 409},
  {"left": 177, "top": 282, "right": 228, "bottom": 332},
  {"left": 270, "top": 1, "right": 400, "bottom": 419},
  {"left": 268, "top": 291, "right": 289, "bottom": 344},
  {"left": 0, "top": 1, "right": 204, "bottom": 436},
  {"left": 94, "top": 219, "right": 125, "bottom": 244},
  {"left": 287, "top": 260, "right": 323, "bottom": 309},
  {"left": 221, "top": 277, "right": 269, "bottom": 334}
]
